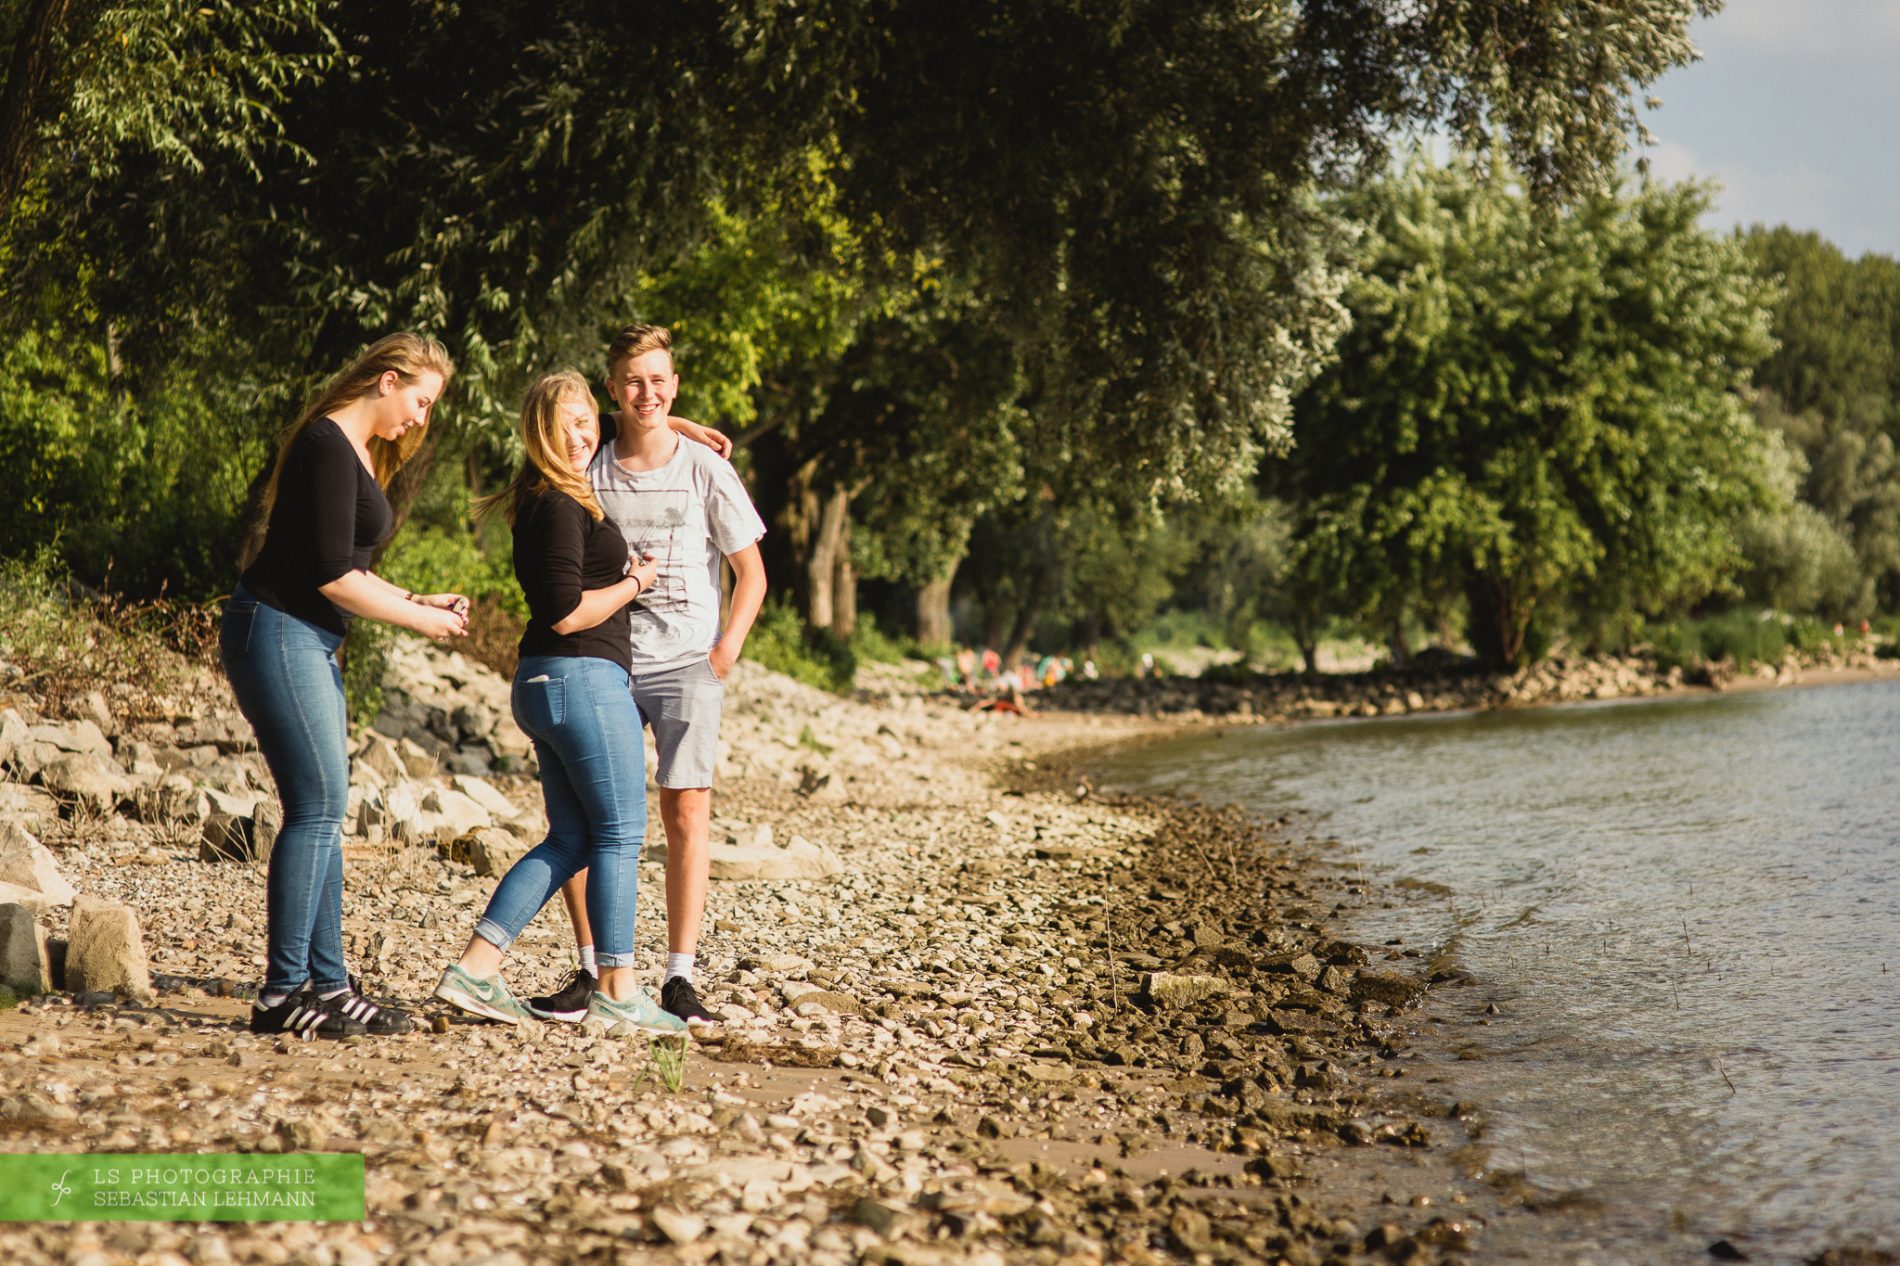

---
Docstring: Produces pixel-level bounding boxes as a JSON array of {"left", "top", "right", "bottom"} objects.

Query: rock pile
[
  {"left": 375, "top": 639, "right": 532, "bottom": 775},
  {"left": 1044, "top": 646, "right": 1894, "bottom": 721}
]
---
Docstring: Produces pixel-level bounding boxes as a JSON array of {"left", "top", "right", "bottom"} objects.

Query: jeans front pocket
[{"left": 513, "top": 674, "right": 567, "bottom": 738}]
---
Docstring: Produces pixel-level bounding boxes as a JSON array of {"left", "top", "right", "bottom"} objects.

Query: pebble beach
[{"left": 0, "top": 638, "right": 1588, "bottom": 1266}]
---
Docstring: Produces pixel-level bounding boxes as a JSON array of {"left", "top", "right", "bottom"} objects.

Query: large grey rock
[
  {"left": 443, "top": 828, "right": 528, "bottom": 878},
  {"left": 397, "top": 737, "right": 439, "bottom": 780},
  {"left": 66, "top": 896, "right": 154, "bottom": 1003},
  {"left": 253, "top": 797, "right": 282, "bottom": 858},
  {"left": 1141, "top": 972, "right": 1229, "bottom": 1010},
  {"left": 0, "top": 882, "right": 58, "bottom": 918},
  {"left": 74, "top": 690, "right": 117, "bottom": 739},
  {"left": 707, "top": 826, "right": 843, "bottom": 881},
  {"left": 0, "top": 708, "right": 31, "bottom": 767},
  {"left": 413, "top": 787, "right": 492, "bottom": 843},
  {"left": 0, "top": 903, "right": 53, "bottom": 994},
  {"left": 200, "top": 798, "right": 283, "bottom": 863},
  {"left": 0, "top": 823, "right": 75, "bottom": 905},
  {"left": 354, "top": 731, "right": 407, "bottom": 785},
  {"left": 0, "top": 782, "right": 61, "bottom": 835},
  {"left": 380, "top": 782, "right": 423, "bottom": 838},
  {"left": 38, "top": 752, "right": 133, "bottom": 814},
  {"left": 129, "top": 771, "right": 201, "bottom": 824},
  {"left": 1350, "top": 969, "right": 1423, "bottom": 1008},
  {"left": 203, "top": 786, "right": 262, "bottom": 820},
  {"left": 27, "top": 718, "right": 112, "bottom": 758},
  {"left": 450, "top": 774, "right": 521, "bottom": 821}
]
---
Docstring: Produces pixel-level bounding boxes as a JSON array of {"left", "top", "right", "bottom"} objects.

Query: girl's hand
[
  {"left": 628, "top": 551, "right": 659, "bottom": 597},
  {"left": 669, "top": 416, "right": 733, "bottom": 459},
  {"left": 412, "top": 603, "right": 468, "bottom": 641},
  {"left": 414, "top": 592, "right": 471, "bottom": 616}
]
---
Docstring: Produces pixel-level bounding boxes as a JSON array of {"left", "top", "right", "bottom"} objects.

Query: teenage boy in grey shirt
[{"left": 527, "top": 323, "right": 767, "bottom": 1027}]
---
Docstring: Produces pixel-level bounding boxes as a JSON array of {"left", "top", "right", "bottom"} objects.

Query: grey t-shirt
[{"left": 588, "top": 431, "right": 767, "bottom": 672}]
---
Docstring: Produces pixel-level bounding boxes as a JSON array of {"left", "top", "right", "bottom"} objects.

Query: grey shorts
[{"left": 631, "top": 656, "right": 725, "bottom": 789}]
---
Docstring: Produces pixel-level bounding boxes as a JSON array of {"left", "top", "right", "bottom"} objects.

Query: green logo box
[{"left": 0, "top": 1154, "right": 365, "bottom": 1222}]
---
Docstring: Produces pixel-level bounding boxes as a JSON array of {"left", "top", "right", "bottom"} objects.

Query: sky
[{"left": 1642, "top": 1, "right": 1900, "bottom": 259}]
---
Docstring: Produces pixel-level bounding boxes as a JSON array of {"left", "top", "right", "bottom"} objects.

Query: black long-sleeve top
[
  {"left": 240, "top": 417, "right": 391, "bottom": 636},
  {"left": 514, "top": 486, "right": 632, "bottom": 670}
]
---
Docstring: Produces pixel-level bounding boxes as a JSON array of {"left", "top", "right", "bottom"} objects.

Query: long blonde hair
[
  {"left": 240, "top": 333, "right": 455, "bottom": 568},
  {"left": 473, "top": 371, "right": 605, "bottom": 527}
]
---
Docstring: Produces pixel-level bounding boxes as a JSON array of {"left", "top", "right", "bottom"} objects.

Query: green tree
[
  {"left": 1742, "top": 229, "right": 1900, "bottom": 607},
  {"left": 5, "top": 0, "right": 1725, "bottom": 604},
  {"left": 1287, "top": 159, "right": 1776, "bottom": 668}
]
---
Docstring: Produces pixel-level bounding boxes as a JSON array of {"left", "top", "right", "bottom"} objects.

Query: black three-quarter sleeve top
[
  {"left": 513, "top": 486, "right": 632, "bottom": 670},
  {"left": 240, "top": 417, "right": 392, "bottom": 637}
]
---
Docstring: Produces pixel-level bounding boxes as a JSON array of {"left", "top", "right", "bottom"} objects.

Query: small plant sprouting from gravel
[{"left": 639, "top": 1036, "right": 689, "bottom": 1093}]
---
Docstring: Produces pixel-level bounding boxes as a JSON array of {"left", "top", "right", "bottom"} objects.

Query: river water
[{"left": 1093, "top": 682, "right": 1900, "bottom": 1264}]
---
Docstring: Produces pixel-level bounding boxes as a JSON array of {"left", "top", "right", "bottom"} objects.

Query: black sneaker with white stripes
[
  {"left": 660, "top": 976, "right": 719, "bottom": 1027},
  {"left": 249, "top": 992, "right": 367, "bottom": 1040},
  {"left": 525, "top": 967, "right": 597, "bottom": 1023},
  {"left": 299, "top": 981, "right": 416, "bottom": 1035}
]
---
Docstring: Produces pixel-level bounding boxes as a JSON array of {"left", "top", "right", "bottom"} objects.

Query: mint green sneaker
[
  {"left": 584, "top": 989, "right": 689, "bottom": 1037},
  {"left": 434, "top": 964, "right": 535, "bottom": 1025}
]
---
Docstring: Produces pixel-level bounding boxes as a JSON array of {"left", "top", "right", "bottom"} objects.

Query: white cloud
[
  {"left": 1704, "top": 0, "right": 1900, "bottom": 65},
  {"left": 1643, "top": 139, "right": 1704, "bottom": 185}
]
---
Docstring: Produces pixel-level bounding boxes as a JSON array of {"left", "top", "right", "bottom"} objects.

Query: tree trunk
[
  {"left": 0, "top": 0, "right": 96, "bottom": 218},
  {"left": 1001, "top": 572, "right": 1046, "bottom": 668},
  {"left": 790, "top": 475, "right": 850, "bottom": 632},
  {"left": 913, "top": 557, "right": 961, "bottom": 648},
  {"left": 1386, "top": 616, "right": 1411, "bottom": 667},
  {"left": 831, "top": 514, "right": 858, "bottom": 641},
  {"left": 980, "top": 604, "right": 1006, "bottom": 655},
  {"left": 1466, "top": 574, "right": 1529, "bottom": 669},
  {"left": 1294, "top": 628, "right": 1320, "bottom": 674}
]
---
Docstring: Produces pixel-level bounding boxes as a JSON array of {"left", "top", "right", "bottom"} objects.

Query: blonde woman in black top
[{"left": 435, "top": 371, "right": 688, "bottom": 1035}]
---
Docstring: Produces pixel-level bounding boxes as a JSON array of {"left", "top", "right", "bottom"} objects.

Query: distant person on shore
[
  {"left": 223, "top": 333, "right": 465, "bottom": 1040},
  {"left": 433, "top": 371, "right": 687, "bottom": 1036},
  {"left": 525, "top": 324, "right": 767, "bottom": 1030}
]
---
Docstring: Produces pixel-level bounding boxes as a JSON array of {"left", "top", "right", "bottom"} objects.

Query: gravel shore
[{"left": 0, "top": 646, "right": 1502, "bottom": 1266}]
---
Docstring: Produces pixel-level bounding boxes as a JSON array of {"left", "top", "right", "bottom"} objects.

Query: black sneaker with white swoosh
[{"left": 660, "top": 976, "right": 718, "bottom": 1027}]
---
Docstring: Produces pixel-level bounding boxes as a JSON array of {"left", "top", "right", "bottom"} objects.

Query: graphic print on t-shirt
[{"left": 615, "top": 487, "right": 693, "bottom": 614}]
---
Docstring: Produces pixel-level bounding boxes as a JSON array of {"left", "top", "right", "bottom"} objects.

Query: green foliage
[
  {"left": 340, "top": 623, "right": 389, "bottom": 735},
  {"left": 744, "top": 598, "right": 857, "bottom": 695},
  {"left": 1743, "top": 229, "right": 1900, "bottom": 608},
  {"left": 0, "top": 545, "right": 218, "bottom": 715},
  {"left": 380, "top": 525, "right": 527, "bottom": 618},
  {"left": 1643, "top": 611, "right": 1786, "bottom": 672},
  {"left": 848, "top": 615, "right": 911, "bottom": 667},
  {"left": 1287, "top": 158, "right": 1777, "bottom": 668},
  {"left": 1732, "top": 434, "right": 1869, "bottom": 618},
  {"left": 1, "top": 0, "right": 1758, "bottom": 669}
]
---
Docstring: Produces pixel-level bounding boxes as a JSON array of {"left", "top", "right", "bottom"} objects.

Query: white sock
[
  {"left": 318, "top": 986, "right": 350, "bottom": 1000},
  {"left": 258, "top": 993, "right": 289, "bottom": 1010},
  {"left": 578, "top": 945, "right": 597, "bottom": 975},
  {"left": 665, "top": 952, "right": 695, "bottom": 985}
]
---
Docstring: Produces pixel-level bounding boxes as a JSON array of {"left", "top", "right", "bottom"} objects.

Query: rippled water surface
[{"left": 1095, "top": 683, "right": 1900, "bottom": 1263}]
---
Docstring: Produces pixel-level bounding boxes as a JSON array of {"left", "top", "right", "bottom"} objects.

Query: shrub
[
  {"left": 746, "top": 599, "right": 857, "bottom": 694},
  {"left": 0, "top": 546, "right": 218, "bottom": 719}
]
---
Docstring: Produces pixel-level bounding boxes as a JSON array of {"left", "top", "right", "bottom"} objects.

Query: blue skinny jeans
[
  {"left": 474, "top": 656, "right": 646, "bottom": 967},
  {"left": 219, "top": 585, "right": 351, "bottom": 998}
]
